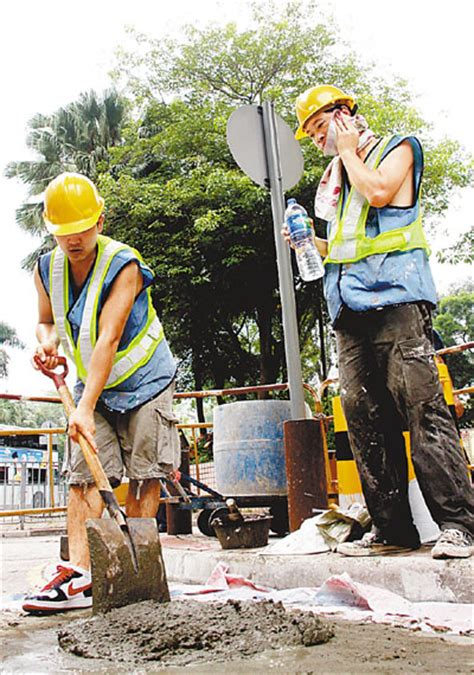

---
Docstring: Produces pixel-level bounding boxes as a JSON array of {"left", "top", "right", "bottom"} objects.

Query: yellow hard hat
[
  {"left": 43, "top": 172, "right": 104, "bottom": 236},
  {"left": 295, "top": 85, "right": 356, "bottom": 140}
]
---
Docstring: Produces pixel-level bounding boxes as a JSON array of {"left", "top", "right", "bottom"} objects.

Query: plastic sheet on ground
[
  {"left": 259, "top": 514, "right": 330, "bottom": 555},
  {"left": 261, "top": 503, "right": 371, "bottom": 555},
  {"left": 171, "top": 563, "right": 473, "bottom": 636}
]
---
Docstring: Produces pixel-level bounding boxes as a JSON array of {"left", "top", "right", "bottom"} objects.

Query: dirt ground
[{"left": 1, "top": 599, "right": 472, "bottom": 673}]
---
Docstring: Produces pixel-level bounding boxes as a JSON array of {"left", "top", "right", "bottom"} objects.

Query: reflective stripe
[
  {"left": 325, "top": 135, "right": 430, "bottom": 264},
  {"left": 76, "top": 238, "right": 126, "bottom": 381},
  {"left": 50, "top": 235, "right": 164, "bottom": 388},
  {"left": 50, "top": 248, "right": 75, "bottom": 361},
  {"left": 105, "top": 314, "right": 164, "bottom": 388}
]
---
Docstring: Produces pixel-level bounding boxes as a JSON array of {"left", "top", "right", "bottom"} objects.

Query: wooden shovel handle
[{"left": 58, "top": 383, "right": 112, "bottom": 494}]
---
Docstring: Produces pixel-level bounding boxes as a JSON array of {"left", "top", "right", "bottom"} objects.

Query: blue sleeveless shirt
[
  {"left": 38, "top": 244, "right": 177, "bottom": 413},
  {"left": 323, "top": 135, "right": 438, "bottom": 325}
]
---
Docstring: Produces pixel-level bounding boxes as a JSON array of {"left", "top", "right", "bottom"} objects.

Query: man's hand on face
[
  {"left": 334, "top": 110, "right": 359, "bottom": 156},
  {"left": 33, "top": 342, "right": 60, "bottom": 371},
  {"left": 68, "top": 403, "right": 99, "bottom": 453}
]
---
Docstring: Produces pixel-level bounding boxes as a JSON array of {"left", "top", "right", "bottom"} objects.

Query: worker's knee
[
  {"left": 129, "top": 478, "right": 160, "bottom": 498},
  {"left": 68, "top": 483, "right": 102, "bottom": 509}
]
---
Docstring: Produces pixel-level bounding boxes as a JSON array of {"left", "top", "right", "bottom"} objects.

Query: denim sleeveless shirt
[
  {"left": 323, "top": 135, "right": 438, "bottom": 325},
  {"left": 38, "top": 244, "right": 177, "bottom": 412}
]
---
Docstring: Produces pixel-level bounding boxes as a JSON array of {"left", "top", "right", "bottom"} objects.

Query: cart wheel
[
  {"left": 197, "top": 509, "right": 218, "bottom": 537},
  {"left": 270, "top": 502, "right": 289, "bottom": 536},
  {"left": 208, "top": 506, "right": 231, "bottom": 531}
]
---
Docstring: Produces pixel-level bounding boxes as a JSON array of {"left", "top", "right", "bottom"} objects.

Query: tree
[
  {"left": 0, "top": 399, "right": 66, "bottom": 428},
  {"left": 5, "top": 89, "right": 129, "bottom": 270},
  {"left": 103, "top": 0, "right": 472, "bottom": 398},
  {"left": 7, "top": 1, "right": 473, "bottom": 407},
  {"left": 0, "top": 322, "right": 25, "bottom": 379},
  {"left": 433, "top": 281, "right": 474, "bottom": 428},
  {"left": 0, "top": 399, "right": 67, "bottom": 459},
  {"left": 437, "top": 228, "right": 473, "bottom": 266},
  {"left": 433, "top": 281, "right": 474, "bottom": 384}
]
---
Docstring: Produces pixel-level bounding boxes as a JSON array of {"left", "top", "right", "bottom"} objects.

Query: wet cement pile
[{"left": 58, "top": 598, "right": 334, "bottom": 667}]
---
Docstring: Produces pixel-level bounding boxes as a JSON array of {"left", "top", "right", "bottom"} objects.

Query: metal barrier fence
[
  {"left": 1, "top": 342, "right": 471, "bottom": 523},
  {"left": 0, "top": 382, "right": 320, "bottom": 520},
  {"left": 189, "top": 461, "right": 217, "bottom": 491},
  {"left": 0, "top": 459, "right": 68, "bottom": 527},
  {"left": 0, "top": 427, "right": 68, "bottom": 526}
]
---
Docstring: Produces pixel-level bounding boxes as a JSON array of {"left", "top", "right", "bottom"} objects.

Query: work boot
[
  {"left": 22, "top": 564, "right": 92, "bottom": 613},
  {"left": 337, "top": 531, "right": 420, "bottom": 557},
  {"left": 431, "top": 529, "right": 473, "bottom": 559}
]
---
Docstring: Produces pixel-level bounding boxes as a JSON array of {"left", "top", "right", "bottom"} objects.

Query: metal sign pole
[{"left": 260, "top": 101, "right": 306, "bottom": 420}]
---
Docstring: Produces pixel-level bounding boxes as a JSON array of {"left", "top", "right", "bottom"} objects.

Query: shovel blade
[{"left": 86, "top": 517, "right": 170, "bottom": 614}]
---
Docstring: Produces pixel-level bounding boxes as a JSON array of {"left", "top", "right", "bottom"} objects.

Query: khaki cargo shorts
[{"left": 64, "top": 383, "right": 181, "bottom": 485}]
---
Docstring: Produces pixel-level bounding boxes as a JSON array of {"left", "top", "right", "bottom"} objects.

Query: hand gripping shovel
[{"left": 35, "top": 355, "right": 170, "bottom": 613}]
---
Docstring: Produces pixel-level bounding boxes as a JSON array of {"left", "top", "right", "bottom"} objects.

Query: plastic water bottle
[{"left": 285, "top": 198, "right": 324, "bottom": 282}]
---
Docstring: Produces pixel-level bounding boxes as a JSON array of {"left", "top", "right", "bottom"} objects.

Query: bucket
[
  {"left": 211, "top": 515, "right": 273, "bottom": 549},
  {"left": 213, "top": 400, "right": 291, "bottom": 496}
]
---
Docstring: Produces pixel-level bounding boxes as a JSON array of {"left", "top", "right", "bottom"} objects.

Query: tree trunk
[{"left": 193, "top": 365, "right": 206, "bottom": 424}]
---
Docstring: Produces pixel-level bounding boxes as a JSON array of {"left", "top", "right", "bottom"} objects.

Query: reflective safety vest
[
  {"left": 50, "top": 235, "right": 164, "bottom": 389},
  {"left": 325, "top": 135, "right": 430, "bottom": 264}
]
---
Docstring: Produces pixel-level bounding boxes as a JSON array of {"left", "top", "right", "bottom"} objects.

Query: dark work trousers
[{"left": 335, "top": 302, "right": 474, "bottom": 545}]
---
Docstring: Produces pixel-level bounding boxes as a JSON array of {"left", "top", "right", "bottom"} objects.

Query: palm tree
[
  {"left": 0, "top": 322, "right": 25, "bottom": 379},
  {"left": 5, "top": 89, "right": 129, "bottom": 270}
]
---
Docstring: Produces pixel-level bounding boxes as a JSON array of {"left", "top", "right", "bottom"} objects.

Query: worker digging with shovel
[{"left": 23, "top": 172, "right": 179, "bottom": 613}]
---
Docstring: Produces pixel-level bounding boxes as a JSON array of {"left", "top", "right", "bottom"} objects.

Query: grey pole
[{"left": 261, "top": 101, "right": 306, "bottom": 420}]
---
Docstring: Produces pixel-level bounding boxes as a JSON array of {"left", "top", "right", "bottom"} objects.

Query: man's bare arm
[
  {"left": 78, "top": 262, "right": 143, "bottom": 411},
  {"left": 334, "top": 114, "right": 414, "bottom": 207},
  {"left": 33, "top": 265, "right": 60, "bottom": 369},
  {"left": 68, "top": 262, "right": 143, "bottom": 448}
]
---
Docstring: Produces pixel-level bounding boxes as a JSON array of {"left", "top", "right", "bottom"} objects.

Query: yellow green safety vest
[
  {"left": 50, "top": 235, "right": 164, "bottom": 389},
  {"left": 325, "top": 136, "right": 430, "bottom": 265}
]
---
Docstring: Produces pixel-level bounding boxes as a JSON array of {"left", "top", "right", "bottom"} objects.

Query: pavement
[
  {"left": 1, "top": 522, "right": 473, "bottom": 605},
  {"left": 160, "top": 533, "right": 473, "bottom": 604}
]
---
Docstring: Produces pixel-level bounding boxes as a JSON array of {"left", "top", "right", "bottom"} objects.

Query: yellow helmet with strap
[
  {"left": 295, "top": 85, "right": 356, "bottom": 140},
  {"left": 43, "top": 172, "right": 104, "bottom": 236}
]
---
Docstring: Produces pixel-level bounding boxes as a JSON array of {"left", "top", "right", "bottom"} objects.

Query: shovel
[{"left": 35, "top": 355, "right": 170, "bottom": 613}]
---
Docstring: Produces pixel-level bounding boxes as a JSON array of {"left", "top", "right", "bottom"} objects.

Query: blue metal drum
[{"left": 213, "top": 400, "right": 291, "bottom": 496}]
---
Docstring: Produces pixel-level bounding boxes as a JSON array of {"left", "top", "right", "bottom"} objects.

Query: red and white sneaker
[{"left": 22, "top": 565, "right": 92, "bottom": 613}]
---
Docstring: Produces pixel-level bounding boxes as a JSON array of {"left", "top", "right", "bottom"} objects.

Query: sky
[{"left": 0, "top": 0, "right": 472, "bottom": 395}]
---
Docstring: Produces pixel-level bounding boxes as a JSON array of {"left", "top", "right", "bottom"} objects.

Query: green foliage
[
  {"left": 6, "top": 0, "right": 474, "bottom": 397},
  {"left": 433, "top": 281, "right": 474, "bottom": 428},
  {"left": 0, "top": 400, "right": 67, "bottom": 457},
  {"left": 437, "top": 227, "right": 473, "bottom": 265},
  {"left": 5, "top": 89, "right": 129, "bottom": 270},
  {"left": 0, "top": 351, "right": 8, "bottom": 380},
  {"left": 0, "top": 400, "right": 66, "bottom": 428},
  {"left": 192, "top": 432, "right": 214, "bottom": 464},
  {"left": 0, "top": 322, "right": 25, "bottom": 379},
  {"left": 0, "top": 322, "right": 24, "bottom": 349},
  {"left": 434, "top": 281, "right": 474, "bottom": 348}
]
